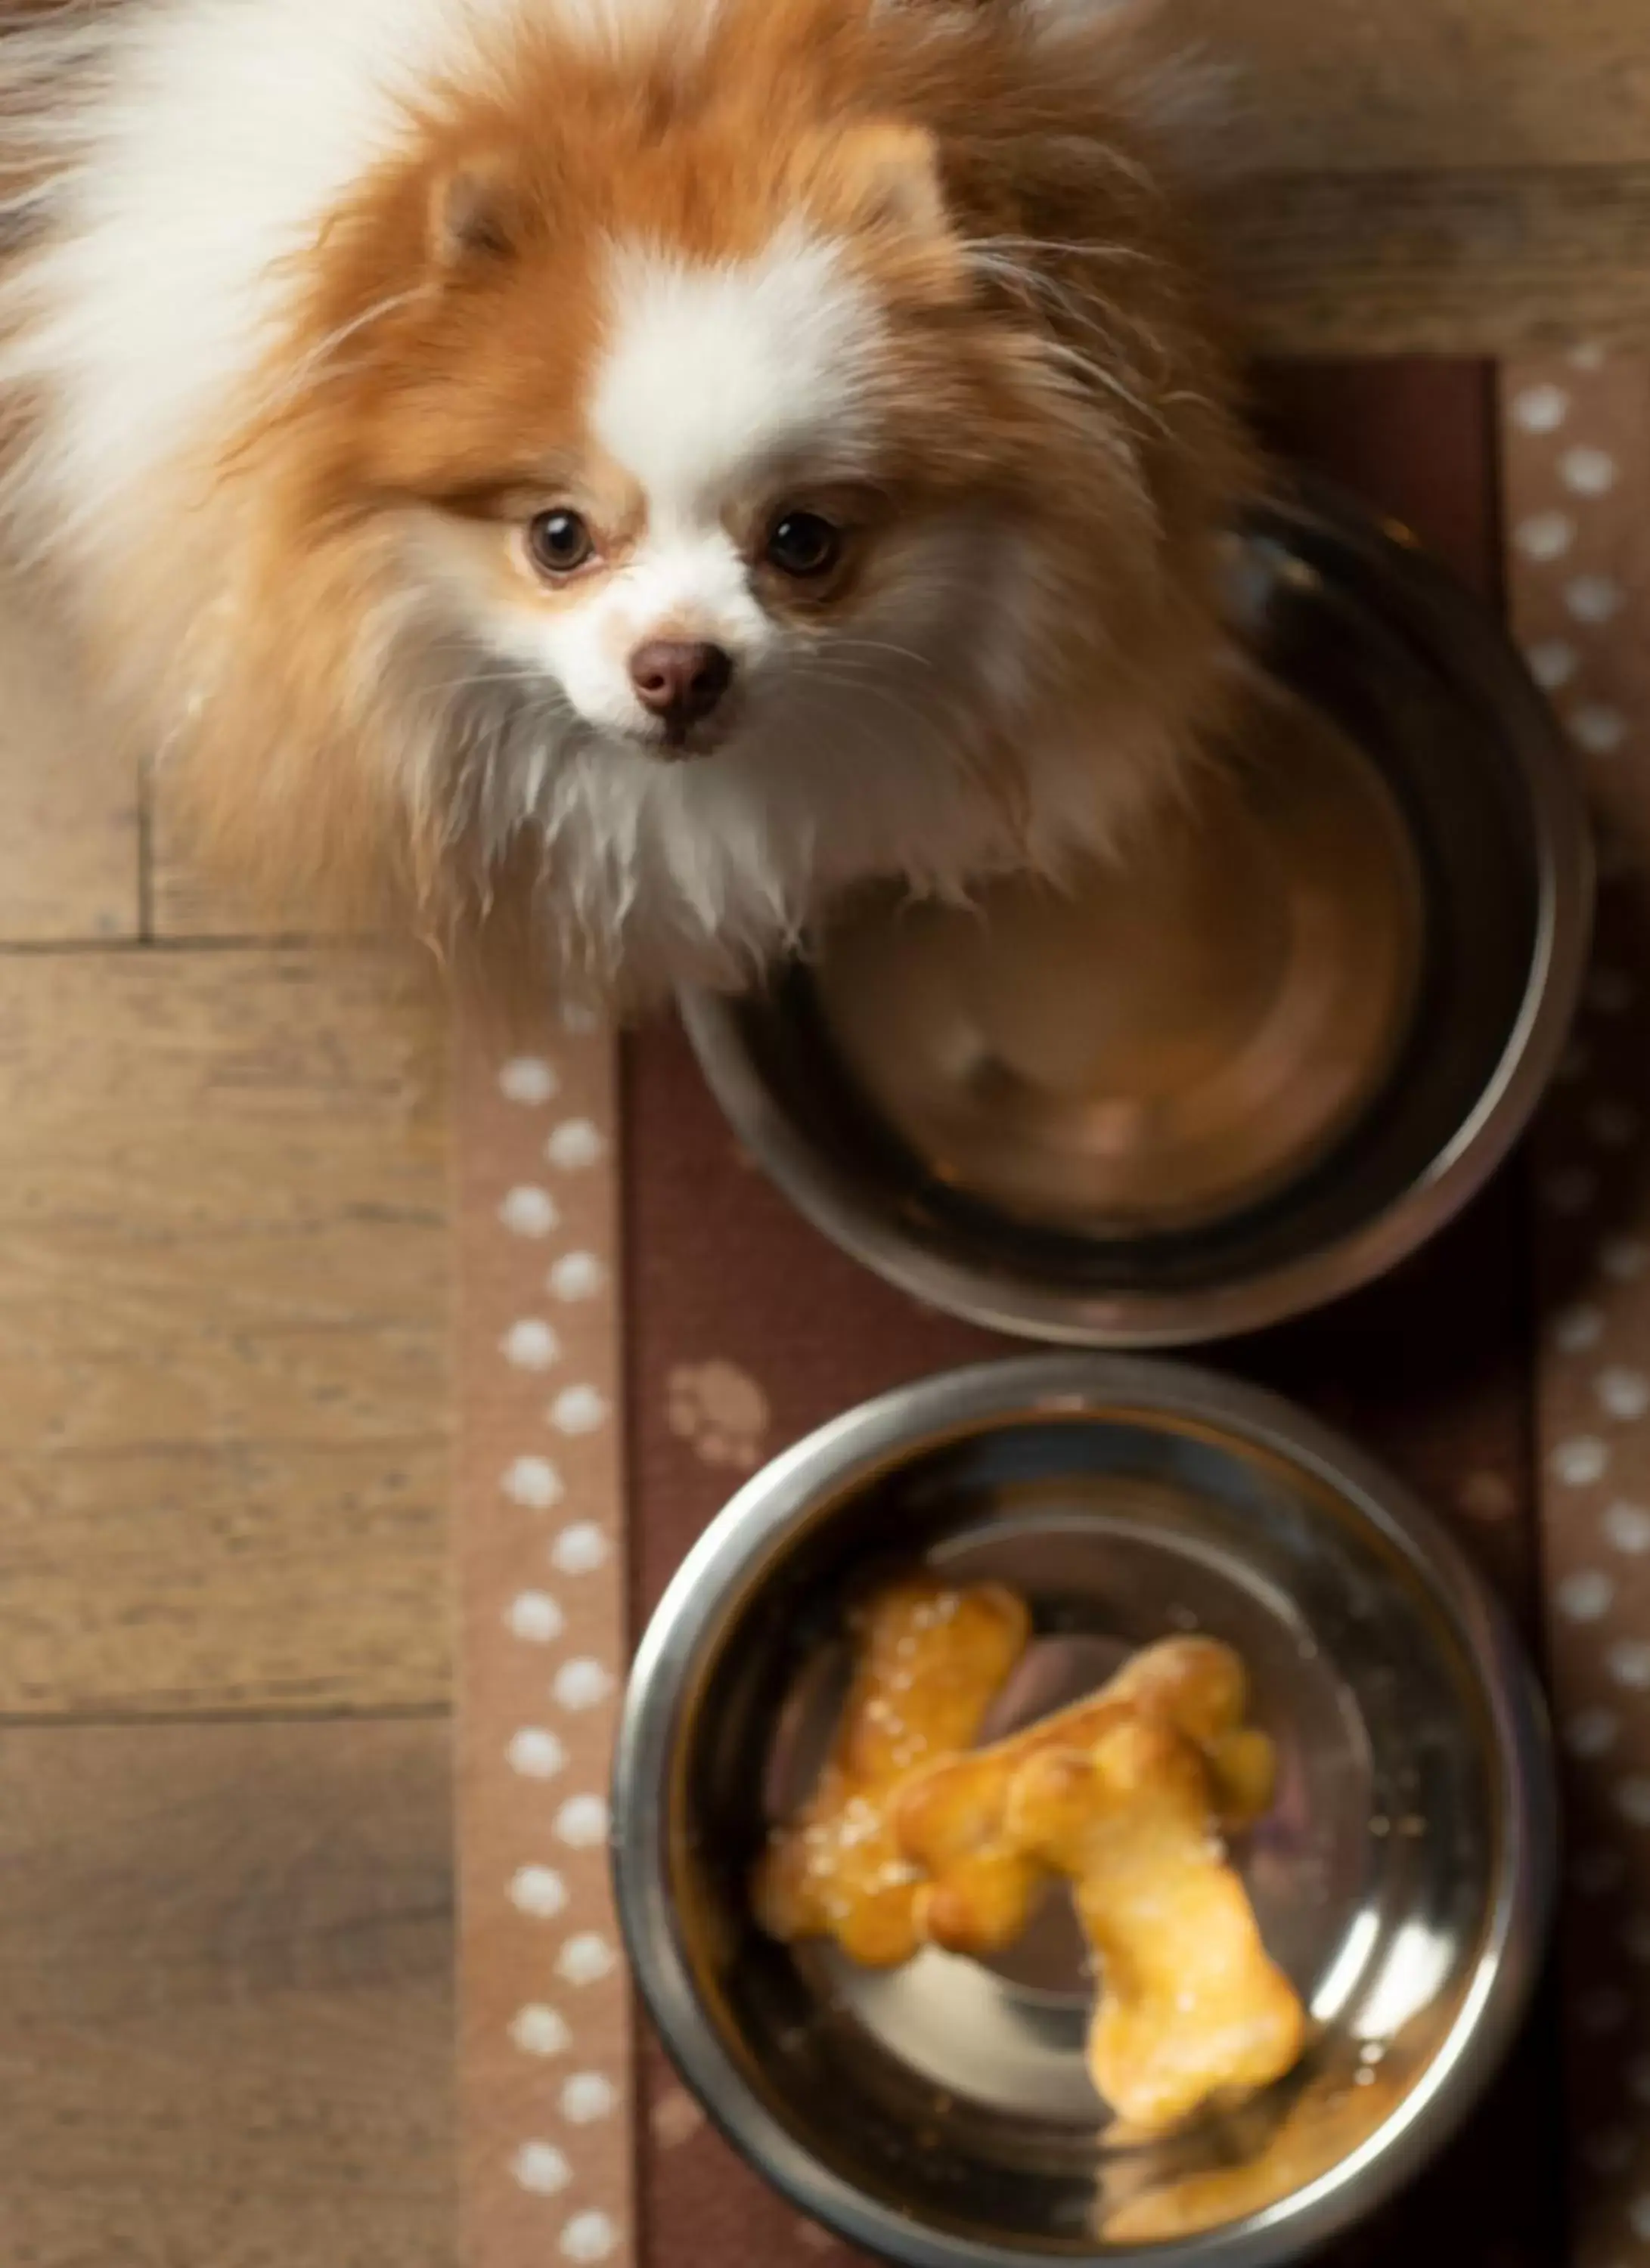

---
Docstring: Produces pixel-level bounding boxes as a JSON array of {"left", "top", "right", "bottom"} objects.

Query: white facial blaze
[
  {"left": 593, "top": 228, "right": 877, "bottom": 510},
  {"left": 506, "top": 227, "right": 883, "bottom": 736}
]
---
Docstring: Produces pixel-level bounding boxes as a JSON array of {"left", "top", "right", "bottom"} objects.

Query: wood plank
[
  {"left": 0, "top": 945, "right": 453, "bottom": 1717},
  {"left": 1214, "top": 166, "right": 1650, "bottom": 358},
  {"left": 0, "top": 573, "right": 139, "bottom": 943},
  {"left": 1182, "top": 0, "right": 1650, "bottom": 176},
  {"left": 0, "top": 1715, "right": 455, "bottom": 2268},
  {"left": 1183, "top": 2, "right": 1650, "bottom": 353}
]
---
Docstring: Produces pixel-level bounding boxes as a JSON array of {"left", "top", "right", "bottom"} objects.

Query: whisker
[{"left": 827, "top": 635, "right": 938, "bottom": 674}]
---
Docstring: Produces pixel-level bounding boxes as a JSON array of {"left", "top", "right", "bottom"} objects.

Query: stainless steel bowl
[
  {"left": 680, "top": 485, "right": 1593, "bottom": 1345},
  {"left": 614, "top": 1355, "right": 1554, "bottom": 2267}
]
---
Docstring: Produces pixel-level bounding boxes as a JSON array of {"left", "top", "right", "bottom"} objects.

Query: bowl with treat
[
  {"left": 613, "top": 1354, "right": 1554, "bottom": 2267},
  {"left": 678, "top": 480, "right": 1591, "bottom": 1346}
]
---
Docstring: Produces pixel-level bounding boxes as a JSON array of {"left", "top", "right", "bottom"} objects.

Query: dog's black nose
[{"left": 628, "top": 640, "right": 734, "bottom": 737}]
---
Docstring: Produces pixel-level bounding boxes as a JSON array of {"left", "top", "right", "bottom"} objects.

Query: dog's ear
[
  {"left": 428, "top": 153, "right": 522, "bottom": 266},
  {"left": 839, "top": 122, "right": 951, "bottom": 240}
]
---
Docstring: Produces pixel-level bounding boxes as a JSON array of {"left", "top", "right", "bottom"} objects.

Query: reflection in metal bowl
[
  {"left": 615, "top": 1356, "right": 1555, "bottom": 2267},
  {"left": 681, "top": 483, "right": 1592, "bottom": 1345},
  {"left": 814, "top": 672, "right": 1424, "bottom": 1238}
]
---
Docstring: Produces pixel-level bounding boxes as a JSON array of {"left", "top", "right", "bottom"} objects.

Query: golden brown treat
[
  {"left": 892, "top": 1636, "right": 1276, "bottom": 1957},
  {"left": 1101, "top": 2068, "right": 1400, "bottom": 2240},
  {"left": 1004, "top": 1721, "right": 1304, "bottom": 2130},
  {"left": 751, "top": 1575, "right": 1030, "bottom": 1966}
]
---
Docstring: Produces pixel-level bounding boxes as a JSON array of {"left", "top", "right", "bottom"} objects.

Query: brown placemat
[
  {"left": 455, "top": 360, "right": 1582, "bottom": 2268},
  {"left": 619, "top": 361, "right": 1565, "bottom": 2268},
  {"left": 1502, "top": 351, "right": 1650, "bottom": 2266}
]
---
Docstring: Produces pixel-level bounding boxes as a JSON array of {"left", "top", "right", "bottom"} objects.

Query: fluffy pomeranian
[{"left": 0, "top": 0, "right": 1253, "bottom": 1000}]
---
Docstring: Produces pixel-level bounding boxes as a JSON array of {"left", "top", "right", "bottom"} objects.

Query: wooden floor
[
  {"left": 0, "top": 587, "right": 457, "bottom": 2267},
  {"left": 2, "top": 4, "right": 1647, "bottom": 2253}
]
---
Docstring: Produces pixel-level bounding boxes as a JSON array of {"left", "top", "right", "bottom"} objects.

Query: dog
[{"left": 0, "top": 0, "right": 1254, "bottom": 1002}]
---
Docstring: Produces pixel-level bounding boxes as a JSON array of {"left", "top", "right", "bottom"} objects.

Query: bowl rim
[
  {"left": 612, "top": 1352, "right": 1557, "bottom": 2268},
  {"left": 678, "top": 482, "right": 1594, "bottom": 1348}
]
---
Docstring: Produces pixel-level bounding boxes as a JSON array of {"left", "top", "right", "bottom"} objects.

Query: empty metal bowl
[
  {"left": 680, "top": 484, "right": 1592, "bottom": 1344},
  {"left": 613, "top": 1354, "right": 1554, "bottom": 2268}
]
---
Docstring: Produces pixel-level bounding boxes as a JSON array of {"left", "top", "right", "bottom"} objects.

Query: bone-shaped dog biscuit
[
  {"left": 892, "top": 1635, "right": 1275, "bottom": 1957},
  {"left": 1101, "top": 2068, "right": 1399, "bottom": 2242},
  {"left": 1003, "top": 1720, "right": 1304, "bottom": 2129},
  {"left": 751, "top": 1575, "right": 1030, "bottom": 1966}
]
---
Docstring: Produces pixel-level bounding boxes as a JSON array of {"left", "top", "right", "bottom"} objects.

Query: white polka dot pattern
[
  {"left": 551, "top": 1250, "right": 608, "bottom": 1303},
  {"left": 510, "top": 1864, "right": 569, "bottom": 1918},
  {"left": 1607, "top": 1504, "right": 1650, "bottom": 1555},
  {"left": 551, "top": 1384, "right": 610, "bottom": 1436},
  {"left": 508, "top": 1590, "right": 567, "bottom": 1643},
  {"left": 1507, "top": 349, "right": 1650, "bottom": 2266},
  {"left": 1561, "top": 1569, "right": 1617, "bottom": 1622},
  {"left": 1513, "top": 381, "right": 1570, "bottom": 435},
  {"left": 554, "top": 1793, "right": 610, "bottom": 1848},
  {"left": 547, "top": 1119, "right": 606, "bottom": 1170},
  {"left": 513, "top": 2003, "right": 574, "bottom": 2058},
  {"left": 554, "top": 1657, "right": 616, "bottom": 1711},
  {"left": 509, "top": 1727, "right": 569, "bottom": 1780},
  {"left": 1529, "top": 637, "right": 1580, "bottom": 690},
  {"left": 501, "top": 1184, "right": 561, "bottom": 1238},
  {"left": 1568, "top": 572, "right": 1627, "bottom": 624},
  {"left": 561, "top": 2210, "right": 620, "bottom": 2260},
  {"left": 1600, "top": 1370, "right": 1650, "bottom": 1422},
  {"left": 1555, "top": 1436, "right": 1611, "bottom": 1488},
  {"left": 1574, "top": 706, "right": 1630, "bottom": 758},
  {"left": 1556, "top": 1304, "right": 1606, "bottom": 1355},
  {"left": 502, "top": 1317, "right": 563, "bottom": 1371},
  {"left": 456, "top": 1002, "right": 631, "bottom": 2266},
  {"left": 1517, "top": 508, "right": 1576, "bottom": 560},
  {"left": 515, "top": 2141, "right": 575, "bottom": 2195},
  {"left": 557, "top": 1932, "right": 619, "bottom": 1986},
  {"left": 501, "top": 1056, "right": 562, "bottom": 1107},
  {"left": 504, "top": 1454, "right": 566, "bottom": 1510},
  {"left": 551, "top": 1520, "right": 610, "bottom": 1576},
  {"left": 1562, "top": 446, "right": 1619, "bottom": 497},
  {"left": 563, "top": 2072, "right": 621, "bottom": 2124}
]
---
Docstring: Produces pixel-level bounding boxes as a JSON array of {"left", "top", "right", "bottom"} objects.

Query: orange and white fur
[{"left": 0, "top": 0, "right": 1253, "bottom": 999}]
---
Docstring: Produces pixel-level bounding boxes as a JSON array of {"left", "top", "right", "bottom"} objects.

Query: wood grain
[
  {"left": 0, "top": 1715, "right": 455, "bottom": 2268},
  {"left": 1214, "top": 166, "right": 1650, "bottom": 358},
  {"left": 1184, "top": 0, "right": 1650, "bottom": 352},
  {"left": 1183, "top": 0, "right": 1650, "bottom": 176},
  {"left": 0, "top": 578, "right": 138, "bottom": 943},
  {"left": 0, "top": 945, "right": 453, "bottom": 1718}
]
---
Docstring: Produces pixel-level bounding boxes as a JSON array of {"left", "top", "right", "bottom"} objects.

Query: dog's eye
[
  {"left": 765, "top": 510, "right": 842, "bottom": 579},
  {"left": 527, "top": 509, "right": 594, "bottom": 575}
]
